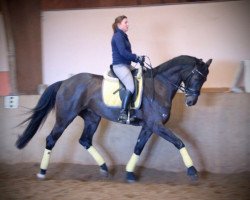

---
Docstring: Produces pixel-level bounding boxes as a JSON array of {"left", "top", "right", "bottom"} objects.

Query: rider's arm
[{"left": 113, "top": 33, "right": 137, "bottom": 62}]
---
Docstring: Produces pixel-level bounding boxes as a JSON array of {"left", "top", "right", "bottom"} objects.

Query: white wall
[
  {"left": 0, "top": 13, "right": 9, "bottom": 72},
  {"left": 42, "top": 0, "right": 250, "bottom": 88}
]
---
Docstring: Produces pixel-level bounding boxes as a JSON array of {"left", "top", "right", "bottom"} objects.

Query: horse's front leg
[
  {"left": 152, "top": 122, "right": 198, "bottom": 180},
  {"left": 126, "top": 125, "right": 153, "bottom": 183}
]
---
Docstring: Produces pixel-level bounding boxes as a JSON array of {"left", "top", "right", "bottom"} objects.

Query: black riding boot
[{"left": 118, "top": 90, "right": 133, "bottom": 123}]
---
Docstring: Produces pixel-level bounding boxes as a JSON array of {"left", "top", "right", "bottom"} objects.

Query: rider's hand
[
  {"left": 130, "top": 65, "right": 137, "bottom": 71},
  {"left": 136, "top": 56, "right": 145, "bottom": 65}
]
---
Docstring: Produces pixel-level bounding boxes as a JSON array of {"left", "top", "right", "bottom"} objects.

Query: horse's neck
[{"left": 154, "top": 65, "right": 182, "bottom": 105}]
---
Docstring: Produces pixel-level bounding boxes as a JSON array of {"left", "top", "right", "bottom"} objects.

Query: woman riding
[{"left": 111, "top": 15, "right": 145, "bottom": 123}]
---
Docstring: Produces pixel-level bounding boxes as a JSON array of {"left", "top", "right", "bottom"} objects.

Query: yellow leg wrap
[
  {"left": 40, "top": 149, "right": 52, "bottom": 170},
  {"left": 180, "top": 147, "right": 193, "bottom": 168},
  {"left": 87, "top": 146, "right": 105, "bottom": 166},
  {"left": 126, "top": 153, "right": 139, "bottom": 172}
]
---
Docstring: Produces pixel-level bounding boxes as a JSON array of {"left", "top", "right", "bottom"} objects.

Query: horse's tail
[{"left": 16, "top": 81, "right": 63, "bottom": 149}]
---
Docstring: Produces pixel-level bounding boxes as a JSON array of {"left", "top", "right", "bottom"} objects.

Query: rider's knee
[{"left": 127, "top": 85, "right": 134, "bottom": 94}]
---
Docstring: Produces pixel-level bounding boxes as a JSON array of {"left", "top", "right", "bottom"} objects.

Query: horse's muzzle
[{"left": 185, "top": 95, "right": 198, "bottom": 107}]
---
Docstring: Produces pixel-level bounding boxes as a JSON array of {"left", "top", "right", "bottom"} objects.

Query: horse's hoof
[
  {"left": 100, "top": 169, "right": 109, "bottom": 177},
  {"left": 36, "top": 173, "right": 46, "bottom": 180},
  {"left": 126, "top": 172, "right": 137, "bottom": 183},
  {"left": 100, "top": 163, "right": 109, "bottom": 177},
  {"left": 187, "top": 166, "right": 199, "bottom": 181}
]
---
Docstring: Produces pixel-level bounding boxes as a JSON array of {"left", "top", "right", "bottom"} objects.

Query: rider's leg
[{"left": 112, "top": 64, "right": 135, "bottom": 123}]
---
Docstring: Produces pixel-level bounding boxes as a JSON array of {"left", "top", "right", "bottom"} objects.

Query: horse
[{"left": 16, "top": 55, "right": 212, "bottom": 183}]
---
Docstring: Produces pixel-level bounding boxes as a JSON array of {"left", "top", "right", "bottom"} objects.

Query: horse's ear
[{"left": 206, "top": 59, "right": 212, "bottom": 67}]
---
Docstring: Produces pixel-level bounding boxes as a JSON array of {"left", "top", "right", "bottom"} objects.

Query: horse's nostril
[
  {"left": 186, "top": 97, "right": 198, "bottom": 107},
  {"left": 185, "top": 99, "right": 191, "bottom": 107}
]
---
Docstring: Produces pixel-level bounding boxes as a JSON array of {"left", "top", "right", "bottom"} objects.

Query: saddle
[{"left": 102, "top": 66, "right": 143, "bottom": 109}]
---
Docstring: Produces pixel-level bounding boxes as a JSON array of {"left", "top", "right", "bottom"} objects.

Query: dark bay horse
[{"left": 16, "top": 55, "right": 212, "bottom": 182}]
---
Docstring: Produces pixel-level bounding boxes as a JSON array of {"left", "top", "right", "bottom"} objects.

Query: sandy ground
[{"left": 0, "top": 163, "right": 249, "bottom": 200}]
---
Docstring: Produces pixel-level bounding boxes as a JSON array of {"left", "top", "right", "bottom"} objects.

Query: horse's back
[
  {"left": 60, "top": 72, "right": 102, "bottom": 88},
  {"left": 56, "top": 72, "right": 103, "bottom": 103},
  {"left": 71, "top": 72, "right": 103, "bottom": 83}
]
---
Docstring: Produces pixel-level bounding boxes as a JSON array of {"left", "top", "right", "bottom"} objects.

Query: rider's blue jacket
[{"left": 111, "top": 28, "right": 137, "bottom": 65}]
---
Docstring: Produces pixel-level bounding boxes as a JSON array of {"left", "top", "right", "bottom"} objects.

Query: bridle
[
  {"left": 142, "top": 58, "right": 207, "bottom": 100},
  {"left": 152, "top": 61, "right": 206, "bottom": 97},
  {"left": 177, "top": 64, "right": 207, "bottom": 96}
]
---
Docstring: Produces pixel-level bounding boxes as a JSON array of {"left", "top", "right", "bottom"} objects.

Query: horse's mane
[{"left": 152, "top": 55, "right": 198, "bottom": 76}]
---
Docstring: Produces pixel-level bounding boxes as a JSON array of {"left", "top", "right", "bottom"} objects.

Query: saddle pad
[{"left": 102, "top": 72, "right": 143, "bottom": 109}]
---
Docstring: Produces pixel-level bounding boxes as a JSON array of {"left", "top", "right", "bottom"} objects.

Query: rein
[
  {"left": 146, "top": 59, "right": 206, "bottom": 97},
  {"left": 143, "top": 57, "right": 155, "bottom": 102}
]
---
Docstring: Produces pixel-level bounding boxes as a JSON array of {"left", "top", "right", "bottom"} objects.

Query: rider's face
[{"left": 118, "top": 18, "right": 129, "bottom": 32}]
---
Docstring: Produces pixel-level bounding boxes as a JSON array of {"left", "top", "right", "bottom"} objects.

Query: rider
[{"left": 111, "top": 15, "right": 145, "bottom": 123}]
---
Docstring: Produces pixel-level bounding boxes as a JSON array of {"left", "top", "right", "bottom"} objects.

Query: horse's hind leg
[
  {"left": 78, "top": 109, "right": 108, "bottom": 176},
  {"left": 37, "top": 112, "right": 77, "bottom": 179},
  {"left": 126, "top": 125, "right": 152, "bottom": 183}
]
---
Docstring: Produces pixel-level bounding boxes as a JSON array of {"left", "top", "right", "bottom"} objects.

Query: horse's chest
[
  {"left": 160, "top": 107, "right": 170, "bottom": 123},
  {"left": 151, "top": 103, "right": 170, "bottom": 123},
  {"left": 161, "top": 112, "right": 169, "bottom": 123}
]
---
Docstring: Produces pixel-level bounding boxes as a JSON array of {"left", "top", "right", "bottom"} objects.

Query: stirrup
[
  {"left": 118, "top": 112, "right": 128, "bottom": 124},
  {"left": 126, "top": 111, "right": 136, "bottom": 124},
  {"left": 126, "top": 111, "right": 131, "bottom": 124},
  {"left": 118, "top": 110, "right": 136, "bottom": 124}
]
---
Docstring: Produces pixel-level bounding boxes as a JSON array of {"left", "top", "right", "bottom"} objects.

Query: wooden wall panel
[
  {"left": 0, "top": 0, "right": 17, "bottom": 95},
  {"left": 0, "top": 72, "right": 10, "bottom": 96},
  {"left": 4, "top": 0, "right": 42, "bottom": 94}
]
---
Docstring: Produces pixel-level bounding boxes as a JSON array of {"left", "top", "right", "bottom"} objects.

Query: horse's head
[{"left": 182, "top": 59, "right": 212, "bottom": 106}]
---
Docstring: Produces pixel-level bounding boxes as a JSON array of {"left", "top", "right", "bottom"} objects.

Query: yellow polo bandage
[
  {"left": 180, "top": 147, "right": 193, "bottom": 168},
  {"left": 40, "top": 149, "right": 51, "bottom": 170},
  {"left": 87, "top": 146, "right": 105, "bottom": 166},
  {"left": 126, "top": 153, "right": 139, "bottom": 172}
]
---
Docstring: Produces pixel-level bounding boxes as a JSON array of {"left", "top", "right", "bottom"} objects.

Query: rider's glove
[{"left": 136, "top": 56, "right": 145, "bottom": 65}]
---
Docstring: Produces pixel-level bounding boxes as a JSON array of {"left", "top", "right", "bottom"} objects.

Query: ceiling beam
[{"left": 41, "top": 0, "right": 221, "bottom": 11}]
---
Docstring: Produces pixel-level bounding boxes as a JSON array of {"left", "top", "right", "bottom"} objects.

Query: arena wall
[{"left": 0, "top": 93, "right": 249, "bottom": 173}]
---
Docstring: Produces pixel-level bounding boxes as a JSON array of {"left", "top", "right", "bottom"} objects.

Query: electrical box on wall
[{"left": 4, "top": 96, "right": 19, "bottom": 109}]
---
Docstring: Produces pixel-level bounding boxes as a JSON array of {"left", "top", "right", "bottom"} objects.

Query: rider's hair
[{"left": 112, "top": 15, "right": 127, "bottom": 33}]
